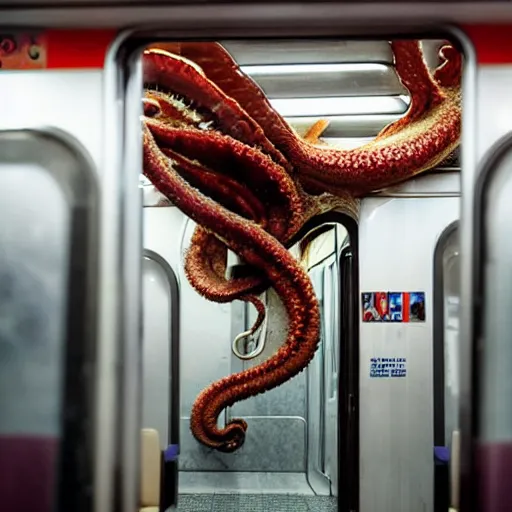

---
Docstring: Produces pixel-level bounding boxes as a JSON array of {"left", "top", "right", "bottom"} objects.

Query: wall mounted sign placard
[
  {"left": 362, "top": 291, "right": 425, "bottom": 322},
  {"left": 369, "top": 357, "right": 407, "bottom": 378}
]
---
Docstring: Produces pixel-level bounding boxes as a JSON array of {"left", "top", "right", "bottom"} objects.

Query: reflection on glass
[
  {"left": 434, "top": 224, "right": 460, "bottom": 511},
  {"left": 0, "top": 166, "right": 69, "bottom": 512},
  {"left": 443, "top": 243, "right": 460, "bottom": 450}
]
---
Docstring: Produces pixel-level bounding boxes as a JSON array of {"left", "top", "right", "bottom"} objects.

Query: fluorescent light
[
  {"left": 242, "top": 62, "right": 388, "bottom": 76},
  {"left": 269, "top": 96, "right": 408, "bottom": 117}
]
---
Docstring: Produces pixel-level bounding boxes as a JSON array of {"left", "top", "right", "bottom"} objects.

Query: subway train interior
[{"left": 1, "top": 2, "right": 512, "bottom": 512}]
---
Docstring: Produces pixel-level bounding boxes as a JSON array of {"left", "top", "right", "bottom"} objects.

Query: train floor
[{"left": 176, "top": 493, "right": 338, "bottom": 511}]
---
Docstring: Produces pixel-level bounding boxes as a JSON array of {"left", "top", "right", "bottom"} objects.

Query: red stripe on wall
[
  {"left": 39, "top": 25, "right": 512, "bottom": 68},
  {"left": 462, "top": 24, "right": 512, "bottom": 64},
  {"left": 46, "top": 29, "right": 117, "bottom": 69}
]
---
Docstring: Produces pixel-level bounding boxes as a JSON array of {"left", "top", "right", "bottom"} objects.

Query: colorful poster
[
  {"left": 0, "top": 33, "right": 47, "bottom": 70},
  {"left": 362, "top": 291, "right": 426, "bottom": 323},
  {"left": 362, "top": 292, "right": 389, "bottom": 322},
  {"left": 409, "top": 292, "right": 426, "bottom": 322},
  {"left": 388, "top": 292, "right": 403, "bottom": 322}
]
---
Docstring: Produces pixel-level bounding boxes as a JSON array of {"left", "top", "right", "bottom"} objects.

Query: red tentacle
[
  {"left": 143, "top": 125, "right": 321, "bottom": 452},
  {"left": 184, "top": 228, "right": 267, "bottom": 304},
  {"left": 155, "top": 41, "right": 461, "bottom": 194},
  {"left": 434, "top": 44, "right": 463, "bottom": 88},
  {"left": 376, "top": 40, "right": 445, "bottom": 138},
  {"left": 143, "top": 48, "right": 290, "bottom": 171}
]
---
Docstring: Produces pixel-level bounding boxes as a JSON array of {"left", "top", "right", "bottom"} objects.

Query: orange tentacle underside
[{"left": 142, "top": 39, "right": 462, "bottom": 452}]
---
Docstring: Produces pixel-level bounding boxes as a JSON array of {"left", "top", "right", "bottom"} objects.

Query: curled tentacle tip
[
  {"left": 229, "top": 418, "right": 248, "bottom": 431},
  {"left": 218, "top": 440, "right": 245, "bottom": 453},
  {"left": 438, "top": 44, "right": 461, "bottom": 68},
  {"left": 218, "top": 419, "right": 248, "bottom": 453},
  {"left": 434, "top": 43, "right": 462, "bottom": 88},
  {"left": 439, "top": 44, "right": 457, "bottom": 58}
]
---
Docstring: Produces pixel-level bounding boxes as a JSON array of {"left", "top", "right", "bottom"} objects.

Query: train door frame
[
  {"left": 338, "top": 219, "right": 360, "bottom": 512},
  {"left": 433, "top": 220, "right": 460, "bottom": 449},
  {"left": 142, "top": 249, "right": 181, "bottom": 511},
  {"left": 433, "top": 219, "right": 460, "bottom": 511},
  {"left": 262, "top": 210, "right": 360, "bottom": 509},
  {"left": 298, "top": 212, "right": 360, "bottom": 510},
  {"left": 105, "top": 24, "right": 475, "bottom": 512}
]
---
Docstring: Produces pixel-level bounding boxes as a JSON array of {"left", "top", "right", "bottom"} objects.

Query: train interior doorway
[{"left": 136, "top": 36, "right": 463, "bottom": 512}]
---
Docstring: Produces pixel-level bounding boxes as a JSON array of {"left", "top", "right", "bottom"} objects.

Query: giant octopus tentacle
[
  {"left": 141, "top": 40, "right": 462, "bottom": 452},
  {"left": 143, "top": 48, "right": 291, "bottom": 172},
  {"left": 163, "top": 40, "right": 461, "bottom": 193},
  {"left": 143, "top": 125, "right": 321, "bottom": 452}
]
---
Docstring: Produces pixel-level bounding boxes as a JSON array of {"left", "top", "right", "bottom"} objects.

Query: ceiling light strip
[
  {"left": 270, "top": 95, "right": 408, "bottom": 117},
  {"left": 241, "top": 62, "right": 390, "bottom": 76}
]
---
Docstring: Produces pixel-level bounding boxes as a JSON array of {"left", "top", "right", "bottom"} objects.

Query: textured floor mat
[{"left": 177, "top": 493, "right": 337, "bottom": 511}]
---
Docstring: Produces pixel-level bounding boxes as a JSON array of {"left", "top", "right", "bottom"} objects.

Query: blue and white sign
[{"left": 370, "top": 357, "right": 407, "bottom": 378}]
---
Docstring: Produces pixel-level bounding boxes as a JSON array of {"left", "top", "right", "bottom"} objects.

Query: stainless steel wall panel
[{"left": 359, "top": 196, "right": 459, "bottom": 512}]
